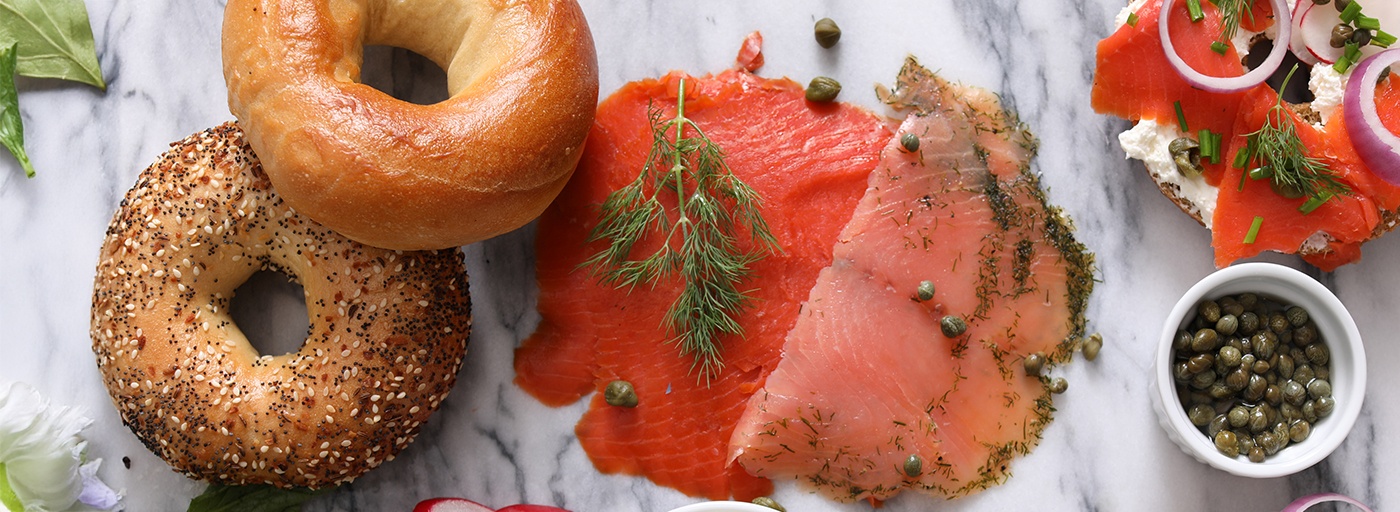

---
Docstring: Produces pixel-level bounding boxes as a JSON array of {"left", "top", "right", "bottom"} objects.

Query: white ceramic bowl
[
  {"left": 666, "top": 502, "right": 776, "bottom": 512},
  {"left": 1154, "top": 262, "right": 1366, "bottom": 478}
]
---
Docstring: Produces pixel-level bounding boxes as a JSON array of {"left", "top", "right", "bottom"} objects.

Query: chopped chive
[
  {"left": 1346, "top": 41, "right": 1363, "bottom": 62},
  {"left": 1175, "top": 101, "right": 1189, "bottom": 132},
  {"left": 1232, "top": 146, "right": 1251, "bottom": 168},
  {"left": 1187, "top": 0, "right": 1205, "bottom": 22},
  {"left": 1211, "top": 41, "right": 1230, "bottom": 55},
  {"left": 1374, "top": 30, "right": 1397, "bottom": 48},
  {"left": 1127, "top": 12, "right": 1140, "bottom": 26},
  {"left": 1357, "top": 16, "right": 1381, "bottom": 32},
  {"left": 1299, "top": 193, "right": 1332, "bottom": 215},
  {"left": 1238, "top": 164, "right": 1249, "bottom": 191},
  {"left": 1212, "top": 132, "right": 1223, "bottom": 164},
  {"left": 1339, "top": 1, "right": 1362, "bottom": 23},
  {"left": 1334, "top": 54, "right": 1354, "bottom": 73},
  {"left": 1199, "top": 129, "right": 1216, "bottom": 162},
  {"left": 1244, "top": 216, "right": 1264, "bottom": 244},
  {"left": 1249, "top": 166, "right": 1273, "bottom": 180}
]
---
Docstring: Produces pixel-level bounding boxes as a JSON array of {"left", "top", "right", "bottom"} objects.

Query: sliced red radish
[
  {"left": 413, "top": 498, "right": 495, "bottom": 512},
  {"left": 1295, "top": 0, "right": 1344, "bottom": 64},
  {"left": 496, "top": 506, "right": 572, "bottom": 512},
  {"left": 1289, "top": 0, "right": 1323, "bottom": 64},
  {"left": 1344, "top": 48, "right": 1400, "bottom": 185},
  {"left": 1160, "top": 0, "right": 1293, "bottom": 92}
]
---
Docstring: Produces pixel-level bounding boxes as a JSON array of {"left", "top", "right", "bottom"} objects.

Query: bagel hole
[
  {"left": 361, "top": 45, "right": 449, "bottom": 105},
  {"left": 229, "top": 269, "right": 310, "bottom": 358},
  {"left": 1244, "top": 38, "right": 1314, "bottom": 104}
]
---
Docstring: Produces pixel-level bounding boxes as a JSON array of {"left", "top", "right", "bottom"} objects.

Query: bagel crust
[
  {"left": 222, "top": 0, "right": 600, "bottom": 250},
  {"left": 90, "top": 123, "right": 472, "bottom": 488}
]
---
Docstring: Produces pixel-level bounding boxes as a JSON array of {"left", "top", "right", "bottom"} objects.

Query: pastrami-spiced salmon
[{"left": 728, "top": 59, "right": 1095, "bottom": 503}]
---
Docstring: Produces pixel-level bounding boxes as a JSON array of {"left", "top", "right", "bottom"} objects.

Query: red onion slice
[
  {"left": 1344, "top": 48, "right": 1400, "bottom": 185},
  {"left": 1159, "top": 0, "right": 1292, "bottom": 93},
  {"left": 1281, "top": 493, "right": 1374, "bottom": 512}
]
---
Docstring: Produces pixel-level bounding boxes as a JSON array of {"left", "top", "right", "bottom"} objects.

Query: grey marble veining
[{"left": 1, "top": 1, "right": 1396, "bottom": 511}]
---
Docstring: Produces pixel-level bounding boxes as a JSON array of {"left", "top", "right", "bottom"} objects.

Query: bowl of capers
[{"left": 1154, "top": 262, "right": 1365, "bottom": 478}]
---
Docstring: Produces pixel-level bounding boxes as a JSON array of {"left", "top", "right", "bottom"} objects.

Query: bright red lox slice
[
  {"left": 514, "top": 69, "right": 894, "bottom": 500},
  {"left": 728, "top": 59, "right": 1095, "bottom": 502}
]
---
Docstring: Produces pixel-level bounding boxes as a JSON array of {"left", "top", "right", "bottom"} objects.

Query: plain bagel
[
  {"left": 222, "top": 0, "right": 599, "bottom": 250},
  {"left": 90, "top": 123, "right": 472, "bottom": 488}
]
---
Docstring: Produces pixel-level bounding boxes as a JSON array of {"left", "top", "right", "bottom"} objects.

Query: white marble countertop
[{"left": 1, "top": 1, "right": 1396, "bottom": 511}]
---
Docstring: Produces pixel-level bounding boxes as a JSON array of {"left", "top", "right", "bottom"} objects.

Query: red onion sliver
[
  {"left": 1159, "top": 0, "right": 1292, "bottom": 93},
  {"left": 1281, "top": 493, "right": 1374, "bottom": 512},
  {"left": 1343, "top": 48, "right": 1400, "bottom": 185}
]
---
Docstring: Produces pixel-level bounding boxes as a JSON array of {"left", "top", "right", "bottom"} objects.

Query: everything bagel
[
  {"left": 222, "top": 0, "right": 599, "bottom": 250},
  {"left": 90, "top": 123, "right": 472, "bottom": 488}
]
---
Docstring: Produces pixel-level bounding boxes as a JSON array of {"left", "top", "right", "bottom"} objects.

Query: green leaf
[
  {"left": 0, "top": 463, "right": 24, "bottom": 512},
  {"left": 0, "top": 0, "right": 104, "bottom": 89},
  {"left": 187, "top": 484, "right": 331, "bottom": 512},
  {"left": 0, "top": 42, "right": 35, "bottom": 178}
]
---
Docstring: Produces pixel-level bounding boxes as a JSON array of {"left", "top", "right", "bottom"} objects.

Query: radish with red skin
[
  {"left": 413, "top": 498, "right": 495, "bottom": 512},
  {"left": 497, "top": 506, "right": 572, "bottom": 512}
]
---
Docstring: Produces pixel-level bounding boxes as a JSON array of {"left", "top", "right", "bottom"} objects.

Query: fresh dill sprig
[
  {"left": 583, "top": 77, "right": 779, "bottom": 382},
  {"left": 1240, "top": 65, "right": 1351, "bottom": 205},
  {"left": 1215, "top": 0, "right": 1254, "bottom": 44}
]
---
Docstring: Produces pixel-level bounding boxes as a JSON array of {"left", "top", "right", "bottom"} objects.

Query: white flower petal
[
  {"left": 77, "top": 461, "right": 119, "bottom": 510},
  {"left": 0, "top": 382, "right": 117, "bottom": 511}
]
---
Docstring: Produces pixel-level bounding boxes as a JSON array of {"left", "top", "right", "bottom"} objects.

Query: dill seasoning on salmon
[{"left": 583, "top": 77, "right": 780, "bottom": 381}]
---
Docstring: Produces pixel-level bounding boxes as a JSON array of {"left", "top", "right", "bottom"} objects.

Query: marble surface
[{"left": 1, "top": 0, "right": 1396, "bottom": 511}]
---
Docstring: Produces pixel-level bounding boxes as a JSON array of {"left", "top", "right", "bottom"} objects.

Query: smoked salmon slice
[
  {"left": 514, "top": 68, "right": 894, "bottom": 500},
  {"left": 728, "top": 59, "right": 1095, "bottom": 502}
]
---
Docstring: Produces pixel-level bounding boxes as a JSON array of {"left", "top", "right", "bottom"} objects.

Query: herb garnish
[
  {"left": 1237, "top": 65, "right": 1351, "bottom": 210},
  {"left": 584, "top": 77, "right": 779, "bottom": 381}
]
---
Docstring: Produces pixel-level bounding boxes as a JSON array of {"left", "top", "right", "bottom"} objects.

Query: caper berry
[
  {"left": 1282, "top": 380, "right": 1307, "bottom": 406},
  {"left": 901, "top": 132, "right": 921, "bottom": 153},
  {"left": 1289, "top": 420, "right": 1312, "bottom": 443},
  {"left": 1199, "top": 300, "right": 1222, "bottom": 324},
  {"left": 1049, "top": 377, "right": 1069, "bottom": 394},
  {"left": 604, "top": 380, "right": 639, "bottom": 408},
  {"left": 1024, "top": 352, "right": 1046, "bottom": 376},
  {"left": 1083, "top": 333, "right": 1103, "bottom": 361},
  {"left": 753, "top": 497, "right": 786, "bottom": 512},
  {"left": 1218, "top": 345, "right": 1242, "bottom": 367},
  {"left": 903, "top": 454, "right": 923, "bottom": 477},
  {"left": 1215, "top": 430, "right": 1240, "bottom": 458},
  {"left": 916, "top": 280, "right": 936, "bottom": 301},
  {"left": 1227, "top": 405, "right": 1250, "bottom": 428},
  {"left": 805, "top": 76, "right": 842, "bottom": 102},
  {"left": 1238, "top": 312, "right": 1260, "bottom": 335},
  {"left": 940, "top": 315, "right": 967, "bottom": 337},
  {"left": 1305, "top": 343, "right": 1330, "bottom": 366},
  {"left": 1192, "top": 328, "right": 1220, "bottom": 352},
  {"left": 1189, "top": 404, "right": 1216, "bottom": 426},
  {"left": 1307, "top": 378, "right": 1332, "bottom": 399},
  {"left": 1315, "top": 396, "right": 1335, "bottom": 418},
  {"left": 1331, "top": 23, "right": 1356, "bottom": 48},
  {"left": 814, "top": 17, "right": 841, "bottom": 48},
  {"left": 1215, "top": 315, "right": 1239, "bottom": 337}
]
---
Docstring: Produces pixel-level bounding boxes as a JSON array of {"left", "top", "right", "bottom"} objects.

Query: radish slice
[
  {"left": 497, "top": 506, "right": 572, "bottom": 512},
  {"left": 1281, "top": 493, "right": 1374, "bottom": 512},
  {"left": 1296, "top": 0, "right": 1343, "bottom": 64},
  {"left": 1290, "top": 0, "right": 1321, "bottom": 65},
  {"left": 1160, "top": 0, "right": 1293, "bottom": 93},
  {"left": 413, "top": 498, "right": 495, "bottom": 512},
  {"left": 1344, "top": 48, "right": 1400, "bottom": 185}
]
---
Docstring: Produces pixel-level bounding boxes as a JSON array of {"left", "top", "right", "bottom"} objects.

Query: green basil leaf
[
  {"left": 0, "top": 42, "right": 35, "bottom": 178},
  {"left": 186, "top": 484, "right": 330, "bottom": 512},
  {"left": 0, "top": 0, "right": 104, "bottom": 89}
]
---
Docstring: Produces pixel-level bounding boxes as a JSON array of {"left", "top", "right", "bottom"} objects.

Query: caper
[
  {"left": 1198, "top": 300, "right": 1222, "bottom": 324},
  {"left": 1302, "top": 400, "right": 1319, "bottom": 423},
  {"left": 1313, "top": 0, "right": 1331, "bottom": 4},
  {"left": 1024, "top": 352, "right": 1046, "bottom": 376},
  {"left": 1265, "top": 384, "right": 1282, "bottom": 406},
  {"left": 1282, "top": 380, "right": 1307, "bottom": 406},
  {"left": 1335, "top": 0, "right": 1352, "bottom": 11},
  {"left": 903, "top": 453, "right": 923, "bottom": 477},
  {"left": 1238, "top": 312, "right": 1260, "bottom": 335},
  {"left": 1248, "top": 407, "right": 1269, "bottom": 433},
  {"left": 1276, "top": 354, "right": 1295, "bottom": 380},
  {"left": 1280, "top": 402, "right": 1301, "bottom": 422},
  {"left": 1244, "top": 374, "right": 1268, "bottom": 402},
  {"left": 1192, "top": 329, "right": 1220, "bottom": 352},
  {"left": 1168, "top": 137, "right": 1203, "bottom": 176},
  {"left": 1186, "top": 353, "right": 1215, "bottom": 374},
  {"left": 901, "top": 132, "right": 921, "bottom": 153},
  {"left": 1207, "top": 382, "right": 1234, "bottom": 400},
  {"left": 1191, "top": 370, "right": 1217, "bottom": 390},
  {"left": 1238, "top": 292, "right": 1259, "bottom": 311},
  {"left": 1227, "top": 405, "right": 1250, "bottom": 428},
  {"left": 1174, "top": 362, "right": 1193, "bottom": 383},
  {"left": 1268, "top": 313, "right": 1290, "bottom": 334},
  {"left": 1307, "top": 378, "right": 1332, "bottom": 399},
  {"left": 1331, "top": 23, "right": 1356, "bottom": 48},
  {"left": 1289, "top": 420, "right": 1312, "bottom": 443},
  {"left": 1189, "top": 404, "right": 1216, "bottom": 426},
  {"left": 1248, "top": 446, "right": 1267, "bottom": 462},
  {"left": 1214, "top": 430, "right": 1240, "bottom": 458},
  {"left": 814, "top": 17, "right": 841, "bottom": 48},
  {"left": 1314, "top": 396, "right": 1336, "bottom": 418},
  {"left": 1208, "top": 414, "right": 1229, "bottom": 437},
  {"left": 1294, "top": 364, "right": 1316, "bottom": 385},
  {"left": 1283, "top": 306, "right": 1308, "bottom": 327},
  {"left": 1214, "top": 315, "right": 1239, "bottom": 337},
  {"left": 1219, "top": 297, "right": 1244, "bottom": 317},
  {"left": 1293, "top": 324, "right": 1318, "bottom": 346},
  {"left": 916, "top": 280, "right": 936, "bottom": 301},
  {"left": 1240, "top": 353, "right": 1257, "bottom": 370},
  {"left": 1257, "top": 431, "right": 1282, "bottom": 455},
  {"left": 1305, "top": 343, "right": 1329, "bottom": 366},
  {"left": 753, "top": 497, "right": 786, "bottom": 512},
  {"left": 1049, "top": 377, "right": 1069, "bottom": 394},
  {"left": 805, "top": 76, "right": 842, "bottom": 102},
  {"left": 1224, "top": 367, "right": 1248, "bottom": 391},
  {"left": 1082, "top": 333, "right": 1103, "bottom": 361},
  {"left": 1353, "top": 28, "right": 1374, "bottom": 46},
  {"left": 940, "top": 315, "right": 967, "bottom": 337},
  {"left": 1315, "top": 365, "right": 1329, "bottom": 381},
  {"left": 1255, "top": 334, "right": 1277, "bottom": 360},
  {"left": 1174, "top": 330, "right": 1193, "bottom": 351},
  {"left": 604, "top": 380, "right": 639, "bottom": 408},
  {"left": 1217, "top": 346, "right": 1243, "bottom": 367}
]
